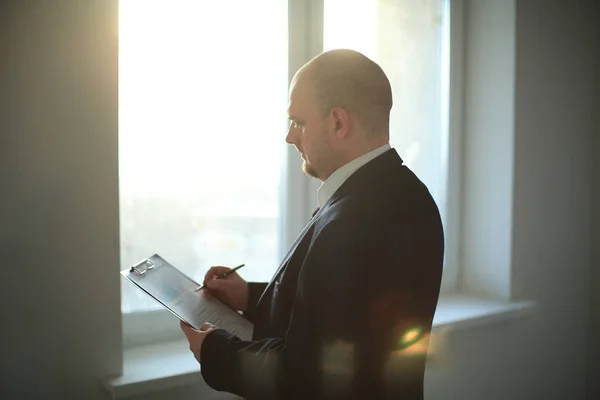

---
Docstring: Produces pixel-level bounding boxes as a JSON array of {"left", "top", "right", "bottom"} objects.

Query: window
[
  {"left": 119, "top": 0, "right": 289, "bottom": 313},
  {"left": 119, "top": 0, "right": 459, "bottom": 344}
]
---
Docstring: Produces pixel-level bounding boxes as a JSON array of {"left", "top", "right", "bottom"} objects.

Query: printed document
[{"left": 121, "top": 254, "right": 253, "bottom": 340}]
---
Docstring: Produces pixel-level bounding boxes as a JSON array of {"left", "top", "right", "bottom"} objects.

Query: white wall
[
  {"left": 428, "top": 1, "right": 596, "bottom": 397},
  {"left": 589, "top": 103, "right": 600, "bottom": 395},
  {"left": 589, "top": 9, "right": 600, "bottom": 396},
  {"left": 1, "top": 1, "right": 598, "bottom": 399},
  {"left": 510, "top": 0, "right": 595, "bottom": 396},
  {"left": 0, "top": 1, "right": 121, "bottom": 399}
]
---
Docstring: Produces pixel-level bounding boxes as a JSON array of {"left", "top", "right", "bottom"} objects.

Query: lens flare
[{"left": 399, "top": 327, "right": 424, "bottom": 349}]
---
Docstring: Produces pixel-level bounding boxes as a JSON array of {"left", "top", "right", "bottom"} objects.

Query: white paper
[{"left": 122, "top": 254, "right": 253, "bottom": 341}]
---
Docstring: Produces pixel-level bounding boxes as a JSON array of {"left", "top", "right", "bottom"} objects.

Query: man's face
[{"left": 286, "top": 78, "right": 330, "bottom": 180}]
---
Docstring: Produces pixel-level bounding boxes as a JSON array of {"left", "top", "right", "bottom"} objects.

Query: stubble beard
[
  {"left": 302, "top": 159, "right": 319, "bottom": 178},
  {"left": 299, "top": 125, "right": 329, "bottom": 180}
]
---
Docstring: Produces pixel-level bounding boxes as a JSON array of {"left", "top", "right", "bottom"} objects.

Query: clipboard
[{"left": 121, "top": 254, "right": 254, "bottom": 340}]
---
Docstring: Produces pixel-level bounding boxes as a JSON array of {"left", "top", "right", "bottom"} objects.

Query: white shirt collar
[{"left": 317, "top": 143, "right": 392, "bottom": 208}]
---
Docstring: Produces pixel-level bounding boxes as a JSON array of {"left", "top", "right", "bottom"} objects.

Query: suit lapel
[{"left": 255, "top": 213, "right": 319, "bottom": 307}]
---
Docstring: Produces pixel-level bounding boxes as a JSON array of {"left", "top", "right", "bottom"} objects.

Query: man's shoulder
[
  {"left": 323, "top": 167, "right": 414, "bottom": 217},
  {"left": 316, "top": 164, "right": 441, "bottom": 239},
  {"left": 313, "top": 193, "right": 401, "bottom": 241}
]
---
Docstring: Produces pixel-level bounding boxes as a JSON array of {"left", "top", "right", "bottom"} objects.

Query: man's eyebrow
[{"left": 288, "top": 115, "right": 303, "bottom": 122}]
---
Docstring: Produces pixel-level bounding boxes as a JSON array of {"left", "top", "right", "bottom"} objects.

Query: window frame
[
  {"left": 438, "top": 0, "right": 464, "bottom": 294},
  {"left": 121, "top": 0, "right": 463, "bottom": 347}
]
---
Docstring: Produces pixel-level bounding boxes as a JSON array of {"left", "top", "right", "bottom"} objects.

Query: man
[{"left": 180, "top": 49, "right": 444, "bottom": 399}]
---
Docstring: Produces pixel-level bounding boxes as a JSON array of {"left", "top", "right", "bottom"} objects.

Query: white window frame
[
  {"left": 121, "top": 0, "right": 464, "bottom": 348},
  {"left": 438, "top": 0, "right": 464, "bottom": 294}
]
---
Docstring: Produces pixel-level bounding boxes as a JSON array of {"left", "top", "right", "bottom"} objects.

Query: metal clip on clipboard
[{"left": 130, "top": 258, "right": 155, "bottom": 275}]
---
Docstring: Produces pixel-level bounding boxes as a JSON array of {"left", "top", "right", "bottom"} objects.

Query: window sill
[
  {"left": 103, "top": 294, "right": 535, "bottom": 399},
  {"left": 103, "top": 340, "right": 204, "bottom": 399},
  {"left": 431, "top": 293, "right": 535, "bottom": 333}
]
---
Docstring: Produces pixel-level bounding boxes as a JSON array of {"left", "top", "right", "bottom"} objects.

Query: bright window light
[{"left": 119, "top": 0, "right": 288, "bottom": 312}]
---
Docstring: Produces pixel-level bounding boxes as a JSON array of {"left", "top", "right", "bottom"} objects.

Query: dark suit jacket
[{"left": 201, "top": 149, "right": 444, "bottom": 399}]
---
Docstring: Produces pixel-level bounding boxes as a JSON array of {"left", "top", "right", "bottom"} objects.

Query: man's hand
[
  {"left": 202, "top": 265, "right": 249, "bottom": 311},
  {"left": 180, "top": 320, "right": 219, "bottom": 363}
]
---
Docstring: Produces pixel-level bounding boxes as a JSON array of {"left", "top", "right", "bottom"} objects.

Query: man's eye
[{"left": 291, "top": 121, "right": 303, "bottom": 129}]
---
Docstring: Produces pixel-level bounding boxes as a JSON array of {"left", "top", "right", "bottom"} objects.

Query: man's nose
[{"left": 285, "top": 125, "right": 295, "bottom": 144}]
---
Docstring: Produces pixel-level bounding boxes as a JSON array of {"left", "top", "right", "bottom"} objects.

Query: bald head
[
  {"left": 294, "top": 49, "right": 393, "bottom": 138},
  {"left": 286, "top": 50, "right": 393, "bottom": 180}
]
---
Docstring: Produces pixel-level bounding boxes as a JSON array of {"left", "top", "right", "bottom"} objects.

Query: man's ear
[{"left": 330, "top": 107, "right": 350, "bottom": 139}]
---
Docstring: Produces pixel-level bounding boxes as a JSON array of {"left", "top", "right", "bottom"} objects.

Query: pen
[{"left": 194, "top": 264, "right": 245, "bottom": 292}]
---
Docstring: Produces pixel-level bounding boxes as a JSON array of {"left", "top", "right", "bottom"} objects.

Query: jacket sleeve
[
  {"left": 200, "top": 219, "right": 433, "bottom": 399},
  {"left": 242, "top": 282, "right": 268, "bottom": 324}
]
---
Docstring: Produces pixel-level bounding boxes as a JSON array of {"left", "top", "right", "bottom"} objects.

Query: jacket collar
[{"left": 318, "top": 148, "right": 402, "bottom": 213}]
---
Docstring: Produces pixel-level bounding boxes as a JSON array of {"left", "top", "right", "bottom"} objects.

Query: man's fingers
[
  {"left": 180, "top": 320, "right": 197, "bottom": 335},
  {"left": 205, "top": 278, "right": 224, "bottom": 291},
  {"left": 204, "top": 266, "right": 231, "bottom": 283},
  {"left": 180, "top": 320, "right": 190, "bottom": 331},
  {"left": 180, "top": 320, "right": 190, "bottom": 334},
  {"left": 200, "top": 322, "right": 211, "bottom": 331},
  {"left": 201, "top": 322, "right": 218, "bottom": 331}
]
